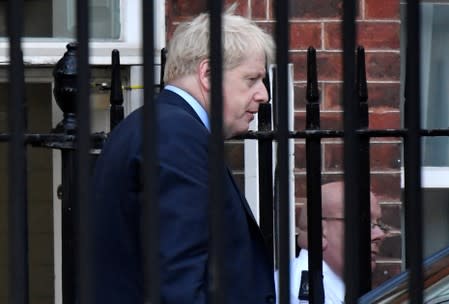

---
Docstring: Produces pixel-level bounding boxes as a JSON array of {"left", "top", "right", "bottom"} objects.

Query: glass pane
[
  {"left": 421, "top": 4, "right": 449, "bottom": 166},
  {"left": 401, "top": 3, "right": 449, "bottom": 166},
  {"left": 0, "top": 0, "right": 120, "bottom": 39}
]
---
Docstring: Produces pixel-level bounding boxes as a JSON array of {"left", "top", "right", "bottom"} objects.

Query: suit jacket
[{"left": 90, "top": 89, "right": 276, "bottom": 303}]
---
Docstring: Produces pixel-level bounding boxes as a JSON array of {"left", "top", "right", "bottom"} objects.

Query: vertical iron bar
[
  {"left": 159, "top": 48, "right": 167, "bottom": 90},
  {"left": 61, "top": 151, "right": 76, "bottom": 303},
  {"left": 404, "top": 0, "right": 423, "bottom": 303},
  {"left": 110, "top": 49, "right": 124, "bottom": 130},
  {"left": 342, "top": 0, "right": 360, "bottom": 303},
  {"left": 76, "top": 0, "right": 92, "bottom": 302},
  {"left": 208, "top": 1, "right": 225, "bottom": 303},
  {"left": 305, "top": 47, "right": 324, "bottom": 304},
  {"left": 274, "top": 1, "right": 291, "bottom": 303},
  {"left": 142, "top": 0, "right": 160, "bottom": 303},
  {"left": 356, "top": 46, "right": 372, "bottom": 294},
  {"left": 7, "top": 1, "right": 29, "bottom": 303},
  {"left": 258, "top": 103, "right": 274, "bottom": 262}
]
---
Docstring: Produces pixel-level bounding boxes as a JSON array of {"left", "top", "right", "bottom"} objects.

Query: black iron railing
[{"left": 2, "top": 1, "right": 444, "bottom": 304}]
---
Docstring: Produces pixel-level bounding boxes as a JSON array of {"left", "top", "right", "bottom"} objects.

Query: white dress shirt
[
  {"left": 275, "top": 249, "right": 345, "bottom": 304},
  {"left": 164, "top": 85, "right": 210, "bottom": 132}
]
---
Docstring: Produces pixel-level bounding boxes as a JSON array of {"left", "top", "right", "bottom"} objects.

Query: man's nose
[
  {"left": 255, "top": 80, "right": 269, "bottom": 103},
  {"left": 372, "top": 225, "right": 387, "bottom": 241}
]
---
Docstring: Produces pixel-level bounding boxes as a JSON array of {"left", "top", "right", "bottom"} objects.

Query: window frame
[
  {"left": 400, "top": 0, "right": 449, "bottom": 188},
  {"left": 0, "top": 0, "right": 165, "bottom": 65}
]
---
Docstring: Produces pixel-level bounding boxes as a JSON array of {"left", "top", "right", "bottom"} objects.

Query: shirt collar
[{"left": 164, "top": 85, "right": 210, "bottom": 132}]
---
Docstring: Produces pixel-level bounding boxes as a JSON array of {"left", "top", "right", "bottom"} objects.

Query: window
[
  {"left": 0, "top": 0, "right": 120, "bottom": 39},
  {"left": 401, "top": 1, "right": 449, "bottom": 167},
  {"left": 401, "top": 1, "right": 449, "bottom": 260},
  {"left": 0, "top": 1, "right": 166, "bottom": 65}
]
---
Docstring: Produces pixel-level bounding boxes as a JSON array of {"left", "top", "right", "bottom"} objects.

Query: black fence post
[
  {"left": 305, "top": 47, "right": 325, "bottom": 304},
  {"left": 274, "top": 0, "right": 291, "bottom": 303},
  {"left": 53, "top": 42, "right": 80, "bottom": 304},
  {"left": 160, "top": 48, "right": 167, "bottom": 90},
  {"left": 342, "top": 0, "right": 360, "bottom": 302},
  {"left": 404, "top": 1, "right": 424, "bottom": 302},
  {"left": 110, "top": 49, "right": 124, "bottom": 131},
  {"left": 208, "top": 1, "right": 226, "bottom": 303},
  {"left": 258, "top": 103, "right": 274, "bottom": 262},
  {"left": 356, "top": 46, "right": 372, "bottom": 294},
  {"left": 53, "top": 43, "right": 79, "bottom": 135},
  {"left": 7, "top": 1, "right": 29, "bottom": 303},
  {"left": 142, "top": 0, "right": 160, "bottom": 303}
]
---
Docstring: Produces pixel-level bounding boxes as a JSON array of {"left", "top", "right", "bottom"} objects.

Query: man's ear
[{"left": 198, "top": 59, "right": 210, "bottom": 91}]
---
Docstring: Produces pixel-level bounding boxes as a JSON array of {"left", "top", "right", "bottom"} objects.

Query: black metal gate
[{"left": 2, "top": 1, "right": 441, "bottom": 304}]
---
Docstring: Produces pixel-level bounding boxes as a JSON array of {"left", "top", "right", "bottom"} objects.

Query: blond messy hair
[{"left": 163, "top": 5, "right": 274, "bottom": 83}]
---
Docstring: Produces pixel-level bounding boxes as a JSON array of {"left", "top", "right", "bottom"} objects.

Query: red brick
[
  {"left": 366, "top": 53, "right": 401, "bottom": 81},
  {"left": 323, "top": 22, "right": 342, "bottom": 50},
  {"left": 325, "top": 22, "right": 400, "bottom": 50},
  {"left": 225, "top": 0, "right": 250, "bottom": 17},
  {"left": 294, "top": 84, "right": 308, "bottom": 110},
  {"left": 294, "top": 143, "right": 307, "bottom": 170},
  {"left": 369, "top": 112, "right": 400, "bottom": 129},
  {"left": 291, "top": 52, "right": 307, "bottom": 80},
  {"left": 365, "top": 0, "right": 400, "bottom": 20},
  {"left": 169, "top": 0, "right": 249, "bottom": 19},
  {"left": 317, "top": 53, "right": 343, "bottom": 81},
  {"left": 323, "top": 83, "right": 342, "bottom": 110},
  {"left": 294, "top": 173, "right": 307, "bottom": 198},
  {"left": 290, "top": 23, "right": 322, "bottom": 50},
  {"left": 324, "top": 82, "right": 401, "bottom": 110},
  {"left": 295, "top": 108, "right": 401, "bottom": 131},
  {"left": 293, "top": 52, "right": 400, "bottom": 83},
  {"left": 358, "top": 22, "right": 400, "bottom": 50},
  {"left": 256, "top": 22, "right": 275, "bottom": 37},
  {"left": 169, "top": 0, "right": 206, "bottom": 19},
  {"left": 294, "top": 83, "right": 325, "bottom": 110},
  {"left": 322, "top": 112, "right": 344, "bottom": 129},
  {"left": 298, "top": 142, "right": 400, "bottom": 172},
  {"left": 371, "top": 143, "right": 401, "bottom": 170},
  {"left": 323, "top": 142, "right": 401, "bottom": 171},
  {"left": 290, "top": 0, "right": 343, "bottom": 19},
  {"left": 295, "top": 111, "right": 343, "bottom": 131},
  {"left": 371, "top": 173, "right": 401, "bottom": 200},
  {"left": 368, "top": 83, "right": 401, "bottom": 109},
  {"left": 372, "top": 263, "right": 402, "bottom": 287},
  {"left": 166, "top": 0, "right": 250, "bottom": 38},
  {"left": 291, "top": 52, "right": 343, "bottom": 82},
  {"left": 323, "top": 142, "right": 343, "bottom": 171},
  {"left": 251, "top": 0, "right": 268, "bottom": 19}
]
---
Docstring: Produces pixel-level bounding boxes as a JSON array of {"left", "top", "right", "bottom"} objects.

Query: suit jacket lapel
[{"left": 225, "top": 166, "right": 259, "bottom": 226}]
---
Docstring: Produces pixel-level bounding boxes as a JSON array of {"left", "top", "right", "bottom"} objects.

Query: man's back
[{"left": 89, "top": 89, "right": 276, "bottom": 303}]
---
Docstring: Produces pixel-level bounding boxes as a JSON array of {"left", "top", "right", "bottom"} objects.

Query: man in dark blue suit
[{"left": 90, "top": 6, "right": 275, "bottom": 304}]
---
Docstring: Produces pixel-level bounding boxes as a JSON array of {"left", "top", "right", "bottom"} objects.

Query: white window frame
[
  {"left": 0, "top": 0, "right": 166, "bottom": 65},
  {"left": 400, "top": 0, "right": 449, "bottom": 189}
]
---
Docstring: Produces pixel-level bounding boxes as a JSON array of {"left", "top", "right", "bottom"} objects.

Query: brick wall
[{"left": 165, "top": 0, "right": 402, "bottom": 287}]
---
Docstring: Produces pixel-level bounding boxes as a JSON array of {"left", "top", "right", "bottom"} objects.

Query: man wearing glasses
[{"left": 277, "top": 181, "right": 389, "bottom": 303}]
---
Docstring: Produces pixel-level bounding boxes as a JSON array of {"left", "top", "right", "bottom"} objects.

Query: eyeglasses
[{"left": 322, "top": 217, "right": 392, "bottom": 233}]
